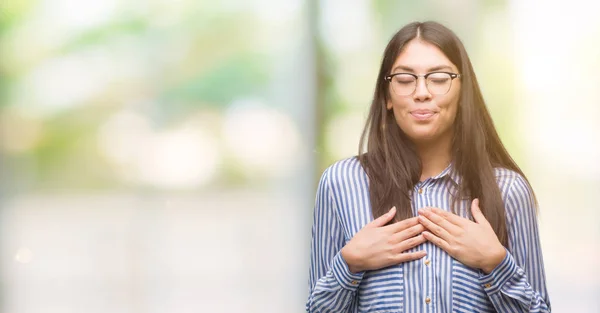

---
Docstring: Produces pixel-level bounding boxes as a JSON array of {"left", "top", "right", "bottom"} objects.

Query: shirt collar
[{"left": 430, "top": 162, "right": 462, "bottom": 185}]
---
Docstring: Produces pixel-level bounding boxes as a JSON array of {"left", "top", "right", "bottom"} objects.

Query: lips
[{"left": 410, "top": 110, "right": 438, "bottom": 120}]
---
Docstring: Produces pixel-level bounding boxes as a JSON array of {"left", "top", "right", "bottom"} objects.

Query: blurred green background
[{"left": 0, "top": 0, "right": 599, "bottom": 312}]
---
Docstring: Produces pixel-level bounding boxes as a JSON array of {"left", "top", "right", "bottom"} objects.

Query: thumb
[
  {"left": 369, "top": 206, "right": 396, "bottom": 227},
  {"left": 470, "top": 199, "right": 487, "bottom": 224}
]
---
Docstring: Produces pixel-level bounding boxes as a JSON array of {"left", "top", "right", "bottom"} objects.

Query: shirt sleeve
[
  {"left": 479, "top": 174, "right": 551, "bottom": 312},
  {"left": 306, "top": 167, "right": 364, "bottom": 313}
]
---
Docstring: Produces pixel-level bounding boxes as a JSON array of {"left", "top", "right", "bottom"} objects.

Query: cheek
[
  {"left": 390, "top": 108, "right": 417, "bottom": 136},
  {"left": 436, "top": 103, "right": 459, "bottom": 133},
  {"left": 445, "top": 101, "right": 459, "bottom": 121},
  {"left": 388, "top": 99, "right": 411, "bottom": 115},
  {"left": 389, "top": 104, "right": 412, "bottom": 125},
  {"left": 439, "top": 91, "right": 460, "bottom": 121}
]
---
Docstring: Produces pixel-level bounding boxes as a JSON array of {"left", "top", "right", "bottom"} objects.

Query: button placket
[
  {"left": 415, "top": 180, "right": 434, "bottom": 311},
  {"left": 423, "top": 247, "right": 434, "bottom": 311}
]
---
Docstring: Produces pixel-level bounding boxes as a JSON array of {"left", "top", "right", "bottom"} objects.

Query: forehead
[{"left": 392, "top": 39, "right": 457, "bottom": 72}]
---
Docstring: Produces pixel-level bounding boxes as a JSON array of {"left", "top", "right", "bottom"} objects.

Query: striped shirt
[{"left": 306, "top": 157, "right": 551, "bottom": 313}]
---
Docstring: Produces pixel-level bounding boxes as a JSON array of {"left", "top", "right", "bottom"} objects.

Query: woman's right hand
[{"left": 341, "top": 207, "right": 427, "bottom": 273}]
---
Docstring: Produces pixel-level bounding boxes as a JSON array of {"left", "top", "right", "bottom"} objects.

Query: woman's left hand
[{"left": 417, "top": 199, "right": 506, "bottom": 274}]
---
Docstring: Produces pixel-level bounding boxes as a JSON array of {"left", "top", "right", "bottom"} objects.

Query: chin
[
  {"left": 405, "top": 125, "right": 437, "bottom": 139},
  {"left": 409, "top": 133, "right": 437, "bottom": 142},
  {"left": 404, "top": 127, "right": 444, "bottom": 143}
]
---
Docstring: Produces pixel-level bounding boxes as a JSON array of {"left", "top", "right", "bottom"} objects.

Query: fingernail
[{"left": 389, "top": 206, "right": 396, "bottom": 214}]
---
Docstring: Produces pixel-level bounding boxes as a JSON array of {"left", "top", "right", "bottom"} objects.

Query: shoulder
[
  {"left": 494, "top": 167, "right": 537, "bottom": 215},
  {"left": 494, "top": 167, "right": 523, "bottom": 190},
  {"left": 494, "top": 168, "right": 533, "bottom": 195},
  {"left": 320, "top": 156, "right": 367, "bottom": 190}
]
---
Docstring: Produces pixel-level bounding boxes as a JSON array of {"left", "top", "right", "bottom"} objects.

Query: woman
[{"left": 306, "top": 21, "right": 551, "bottom": 312}]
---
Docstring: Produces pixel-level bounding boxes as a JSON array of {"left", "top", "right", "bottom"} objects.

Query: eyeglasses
[{"left": 384, "top": 71, "right": 461, "bottom": 96}]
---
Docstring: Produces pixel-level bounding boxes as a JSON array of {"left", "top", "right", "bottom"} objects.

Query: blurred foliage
[
  {"left": 59, "top": 18, "right": 149, "bottom": 52},
  {"left": 162, "top": 54, "right": 269, "bottom": 108},
  {"left": 0, "top": 1, "right": 274, "bottom": 190},
  {"left": 33, "top": 107, "right": 118, "bottom": 189},
  {"left": 0, "top": 0, "right": 33, "bottom": 28},
  {"left": 0, "top": 0, "right": 32, "bottom": 109},
  {"left": 0, "top": 0, "right": 522, "bottom": 191}
]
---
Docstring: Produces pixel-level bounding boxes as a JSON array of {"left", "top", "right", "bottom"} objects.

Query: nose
[{"left": 413, "top": 77, "right": 431, "bottom": 102}]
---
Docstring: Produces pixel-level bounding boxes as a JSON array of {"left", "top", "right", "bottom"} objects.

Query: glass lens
[
  {"left": 391, "top": 74, "right": 416, "bottom": 96},
  {"left": 426, "top": 72, "right": 452, "bottom": 95}
]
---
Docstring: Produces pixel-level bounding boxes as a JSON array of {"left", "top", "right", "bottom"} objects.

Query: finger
[
  {"left": 394, "top": 234, "right": 427, "bottom": 253},
  {"left": 429, "top": 207, "right": 469, "bottom": 227},
  {"left": 422, "top": 231, "right": 452, "bottom": 254},
  {"left": 470, "top": 199, "right": 489, "bottom": 225},
  {"left": 392, "top": 250, "right": 427, "bottom": 264},
  {"left": 418, "top": 214, "right": 452, "bottom": 242},
  {"left": 368, "top": 206, "right": 396, "bottom": 228},
  {"left": 386, "top": 216, "right": 420, "bottom": 233},
  {"left": 389, "top": 223, "right": 425, "bottom": 243},
  {"left": 418, "top": 208, "right": 462, "bottom": 236}
]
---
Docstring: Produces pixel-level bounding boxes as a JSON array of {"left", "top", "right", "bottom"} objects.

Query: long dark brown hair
[{"left": 358, "top": 21, "right": 532, "bottom": 247}]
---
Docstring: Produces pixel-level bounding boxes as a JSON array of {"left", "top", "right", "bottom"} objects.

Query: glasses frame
[{"left": 384, "top": 71, "right": 461, "bottom": 96}]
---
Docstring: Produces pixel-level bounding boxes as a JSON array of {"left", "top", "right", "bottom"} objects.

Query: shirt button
[
  {"left": 425, "top": 297, "right": 431, "bottom": 304},
  {"left": 351, "top": 280, "right": 358, "bottom": 285},
  {"left": 418, "top": 188, "right": 424, "bottom": 194},
  {"left": 484, "top": 283, "right": 492, "bottom": 288},
  {"left": 424, "top": 259, "right": 431, "bottom": 266}
]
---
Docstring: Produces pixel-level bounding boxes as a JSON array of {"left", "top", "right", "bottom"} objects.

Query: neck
[{"left": 416, "top": 133, "right": 453, "bottom": 182}]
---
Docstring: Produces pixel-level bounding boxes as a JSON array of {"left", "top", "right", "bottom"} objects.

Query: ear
[{"left": 386, "top": 101, "right": 393, "bottom": 110}]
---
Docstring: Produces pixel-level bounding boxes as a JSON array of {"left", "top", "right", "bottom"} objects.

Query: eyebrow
[{"left": 391, "top": 65, "right": 454, "bottom": 73}]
